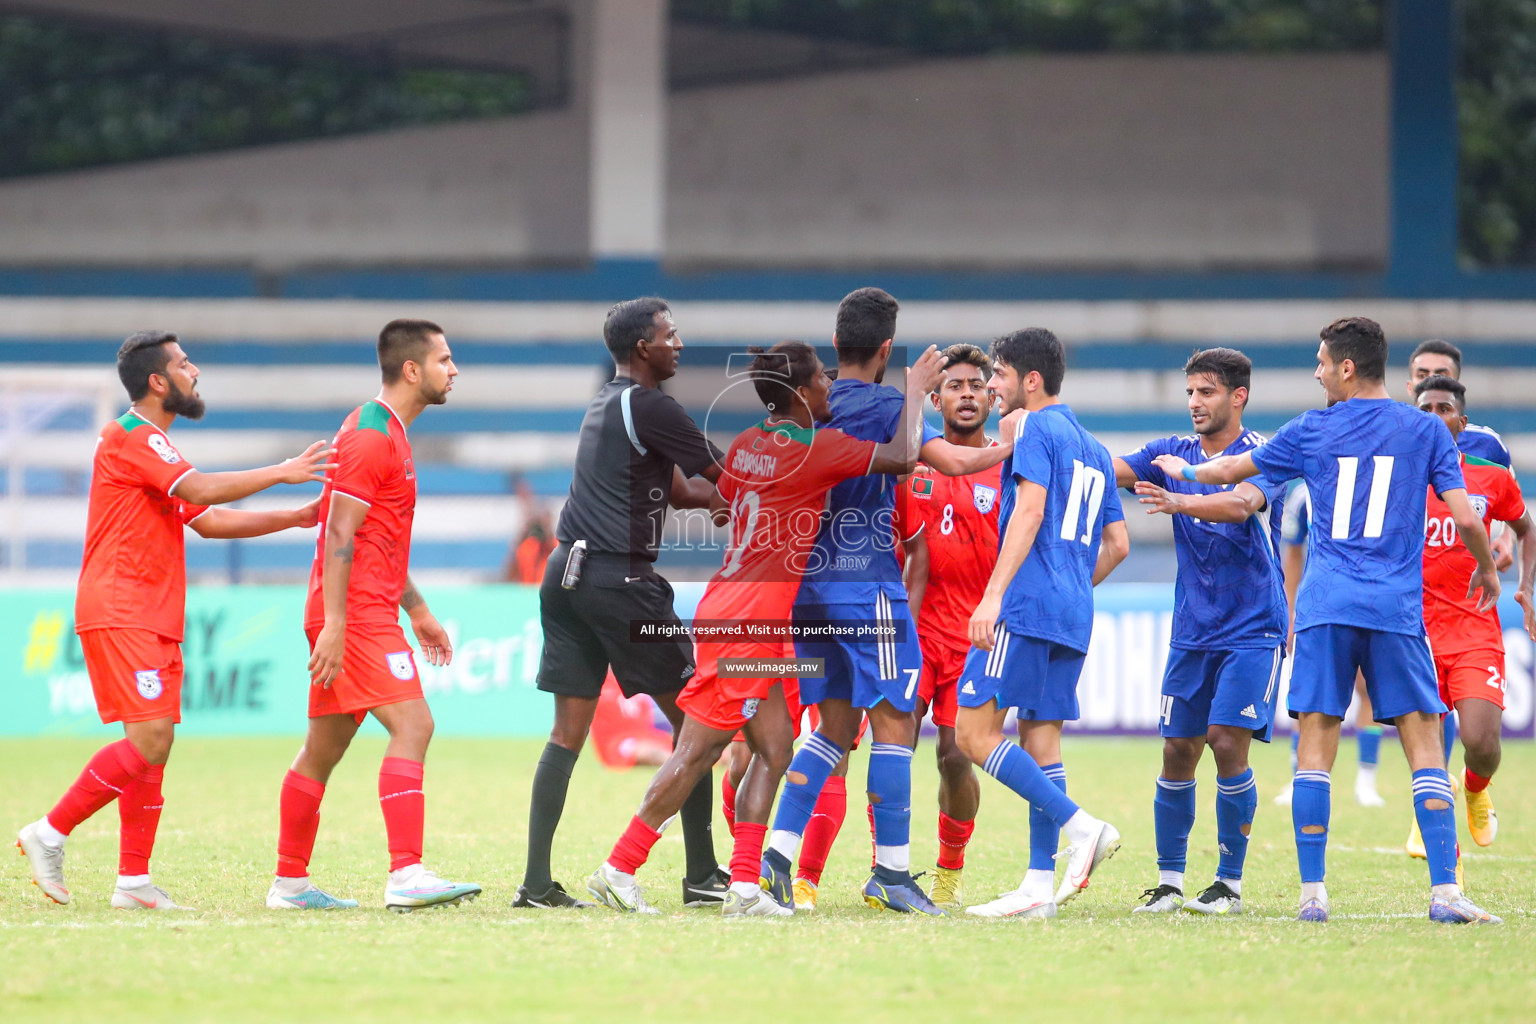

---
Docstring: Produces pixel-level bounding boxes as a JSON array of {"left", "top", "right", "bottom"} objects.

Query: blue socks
[
  {"left": 1412, "top": 768, "right": 1459, "bottom": 886},
  {"left": 1153, "top": 777, "right": 1196, "bottom": 875},
  {"left": 1292, "top": 770, "right": 1330, "bottom": 883},
  {"left": 982, "top": 742, "right": 1079, "bottom": 826},
  {"left": 867, "top": 743, "right": 914, "bottom": 873},
  {"left": 1215, "top": 769, "right": 1257, "bottom": 882},
  {"left": 1028, "top": 763, "right": 1068, "bottom": 870},
  {"left": 1358, "top": 726, "right": 1381, "bottom": 766},
  {"left": 1442, "top": 715, "right": 1458, "bottom": 764},
  {"left": 768, "top": 731, "right": 845, "bottom": 851}
]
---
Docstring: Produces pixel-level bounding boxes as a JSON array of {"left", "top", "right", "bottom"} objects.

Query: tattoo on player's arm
[
  {"left": 334, "top": 538, "right": 355, "bottom": 563},
  {"left": 400, "top": 582, "right": 424, "bottom": 612}
]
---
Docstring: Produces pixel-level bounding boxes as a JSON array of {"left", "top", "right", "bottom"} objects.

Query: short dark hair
[
  {"left": 117, "top": 330, "right": 178, "bottom": 401},
  {"left": 1320, "top": 317, "right": 1388, "bottom": 383},
  {"left": 833, "top": 287, "right": 898, "bottom": 365},
  {"left": 1184, "top": 347, "right": 1253, "bottom": 407},
  {"left": 940, "top": 343, "right": 992, "bottom": 379},
  {"left": 745, "top": 341, "right": 821, "bottom": 412},
  {"left": 378, "top": 319, "right": 444, "bottom": 384},
  {"left": 1410, "top": 338, "right": 1463, "bottom": 377},
  {"left": 1412, "top": 373, "right": 1466, "bottom": 411},
  {"left": 991, "top": 327, "right": 1065, "bottom": 396},
  {"left": 604, "top": 297, "right": 670, "bottom": 362}
]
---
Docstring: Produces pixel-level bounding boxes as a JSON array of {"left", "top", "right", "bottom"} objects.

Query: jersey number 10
[
  {"left": 1331, "top": 456, "right": 1394, "bottom": 540},
  {"left": 1060, "top": 460, "right": 1107, "bottom": 546}
]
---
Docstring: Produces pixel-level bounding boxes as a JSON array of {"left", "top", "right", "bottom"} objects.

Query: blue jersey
[
  {"left": 801, "top": 378, "right": 905, "bottom": 603},
  {"left": 1250, "top": 398, "right": 1464, "bottom": 637},
  {"left": 1458, "top": 422, "right": 1512, "bottom": 468},
  {"left": 997, "top": 404, "right": 1124, "bottom": 652},
  {"left": 1121, "top": 431, "right": 1288, "bottom": 650}
]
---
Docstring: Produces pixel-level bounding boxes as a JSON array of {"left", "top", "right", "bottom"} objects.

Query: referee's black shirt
[{"left": 556, "top": 376, "right": 722, "bottom": 563}]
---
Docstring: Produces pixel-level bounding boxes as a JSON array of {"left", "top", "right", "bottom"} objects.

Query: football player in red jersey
[
  {"left": 1412, "top": 376, "right": 1536, "bottom": 852},
  {"left": 587, "top": 339, "right": 945, "bottom": 916},
  {"left": 902, "top": 344, "right": 1001, "bottom": 909},
  {"left": 16, "top": 330, "right": 331, "bottom": 910}
]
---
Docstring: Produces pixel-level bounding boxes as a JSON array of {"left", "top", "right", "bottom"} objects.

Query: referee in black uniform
[{"left": 514, "top": 297, "right": 727, "bottom": 909}]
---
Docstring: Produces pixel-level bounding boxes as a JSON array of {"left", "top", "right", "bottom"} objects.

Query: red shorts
[
  {"left": 306, "top": 623, "right": 423, "bottom": 719},
  {"left": 679, "top": 640, "right": 797, "bottom": 733},
  {"left": 730, "top": 677, "right": 805, "bottom": 743},
  {"left": 1435, "top": 648, "right": 1506, "bottom": 711},
  {"left": 81, "top": 628, "right": 183, "bottom": 725},
  {"left": 917, "top": 636, "right": 967, "bottom": 729}
]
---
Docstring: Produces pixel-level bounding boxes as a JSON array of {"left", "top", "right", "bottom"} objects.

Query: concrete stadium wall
[{"left": 0, "top": 53, "right": 1386, "bottom": 270}]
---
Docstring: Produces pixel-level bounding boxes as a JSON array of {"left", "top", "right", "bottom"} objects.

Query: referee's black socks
[
  {"left": 680, "top": 768, "right": 720, "bottom": 882},
  {"left": 523, "top": 741, "right": 579, "bottom": 890}
]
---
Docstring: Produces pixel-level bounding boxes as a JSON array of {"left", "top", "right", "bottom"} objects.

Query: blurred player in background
[
  {"left": 956, "top": 327, "right": 1130, "bottom": 919},
  {"left": 1412, "top": 375, "right": 1536, "bottom": 854},
  {"left": 1159, "top": 317, "right": 1502, "bottom": 924},
  {"left": 267, "top": 319, "right": 481, "bottom": 912},
  {"left": 586, "top": 340, "right": 943, "bottom": 916},
  {"left": 1115, "top": 347, "right": 1285, "bottom": 916},
  {"left": 16, "top": 330, "right": 331, "bottom": 910}
]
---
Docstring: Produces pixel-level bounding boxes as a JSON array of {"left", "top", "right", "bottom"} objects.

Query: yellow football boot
[
  {"left": 791, "top": 877, "right": 817, "bottom": 913},
  {"left": 929, "top": 865, "right": 964, "bottom": 912},
  {"left": 1465, "top": 782, "right": 1498, "bottom": 847}
]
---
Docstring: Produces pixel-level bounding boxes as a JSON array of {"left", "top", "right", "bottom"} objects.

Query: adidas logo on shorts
[
  {"left": 1239, "top": 704, "right": 1258, "bottom": 719},
  {"left": 961, "top": 681, "right": 976, "bottom": 696}
]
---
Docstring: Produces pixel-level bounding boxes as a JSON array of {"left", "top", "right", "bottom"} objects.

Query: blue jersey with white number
[
  {"left": 1458, "top": 422, "right": 1512, "bottom": 468},
  {"left": 1121, "top": 431, "right": 1288, "bottom": 651},
  {"left": 800, "top": 378, "right": 905, "bottom": 604},
  {"left": 1250, "top": 398, "right": 1464, "bottom": 636},
  {"left": 997, "top": 404, "right": 1124, "bottom": 652}
]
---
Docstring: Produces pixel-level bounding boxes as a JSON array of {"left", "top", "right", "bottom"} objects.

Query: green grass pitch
[{"left": 4, "top": 735, "right": 1535, "bottom": 1023}]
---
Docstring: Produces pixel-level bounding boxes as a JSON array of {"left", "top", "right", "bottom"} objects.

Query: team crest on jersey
[
  {"left": 146, "top": 434, "right": 182, "bottom": 464},
  {"left": 1470, "top": 495, "right": 1488, "bottom": 519},
  {"left": 135, "top": 670, "right": 163, "bottom": 699},
  {"left": 403, "top": 457, "right": 415, "bottom": 480},
  {"left": 741, "top": 698, "right": 760, "bottom": 720},
  {"left": 973, "top": 485, "right": 998, "bottom": 514},
  {"left": 386, "top": 651, "right": 416, "bottom": 681}
]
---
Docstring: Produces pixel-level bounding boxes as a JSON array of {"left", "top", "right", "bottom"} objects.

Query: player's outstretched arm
[
  {"left": 920, "top": 407, "right": 1023, "bottom": 477},
  {"left": 1132, "top": 479, "right": 1267, "bottom": 524},
  {"left": 308, "top": 492, "right": 368, "bottom": 688},
  {"left": 174, "top": 441, "right": 335, "bottom": 506},
  {"left": 1442, "top": 487, "right": 1502, "bottom": 611},
  {"left": 1149, "top": 450, "right": 1259, "bottom": 487},
  {"left": 1505, "top": 509, "right": 1536, "bottom": 640},
  {"left": 871, "top": 345, "right": 945, "bottom": 475},
  {"left": 401, "top": 576, "right": 453, "bottom": 668},
  {"left": 188, "top": 497, "right": 322, "bottom": 539},
  {"left": 1092, "top": 520, "right": 1129, "bottom": 586},
  {"left": 1112, "top": 456, "right": 1140, "bottom": 489},
  {"left": 967, "top": 480, "right": 1046, "bottom": 651},
  {"left": 668, "top": 465, "right": 717, "bottom": 510}
]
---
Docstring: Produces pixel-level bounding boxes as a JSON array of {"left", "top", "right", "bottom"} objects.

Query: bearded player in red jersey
[
  {"left": 15, "top": 331, "right": 332, "bottom": 910},
  {"left": 266, "top": 319, "right": 481, "bottom": 913},
  {"left": 587, "top": 339, "right": 944, "bottom": 916},
  {"left": 902, "top": 343, "right": 1001, "bottom": 910},
  {"left": 1412, "top": 376, "right": 1536, "bottom": 852}
]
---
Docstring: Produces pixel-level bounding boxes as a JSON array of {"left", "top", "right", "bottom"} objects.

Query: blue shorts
[
  {"left": 1160, "top": 645, "right": 1284, "bottom": 743},
  {"left": 1289, "top": 625, "right": 1443, "bottom": 724},
  {"left": 956, "top": 629, "right": 1085, "bottom": 721},
  {"left": 794, "top": 594, "right": 921, "bottom": 712}
]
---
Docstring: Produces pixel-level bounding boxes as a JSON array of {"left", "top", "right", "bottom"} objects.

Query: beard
[
  {"left": 163, "top": 379, "right": 206, "bottom": 420},
  {"left": 421, "top": 382, "right": 451, "bottom": 406}
]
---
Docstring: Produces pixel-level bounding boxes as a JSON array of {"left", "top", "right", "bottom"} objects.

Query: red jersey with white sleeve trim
[
  {"left": 695, "top": 420, "right": 876, "bottom": 627},
  {"left": 1423, "top": 453, "right": 1526, "bottom": 656},
  {"left": 908, "top": 447, "right": 1002, "bottom": 651},
  {"left": 305, "top": 399, "right": 416, "bottom": 630},
  {"left": 75, "top": 410, "right": 209, "bottom": 640}
]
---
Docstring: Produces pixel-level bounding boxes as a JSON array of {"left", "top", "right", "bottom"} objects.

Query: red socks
[
  {"left": 730, "top": 822, "right": 767, "bottom": 886},
  {"left": 937, "top": 811, "right": 976, "bottom": 871},
  {"left": 1464, "top": 768, "right": 1492, "bottom": 793},
  {"left": 379, "top": 757, "right": 425, "bottom": 872},
  {"left": 721, "top": 771, "right": 738, "bottom": 837},
  {"left": 117, "top": 764, "right": 165, "bottom": 875},
  {"left": 48, "top": 738, "right": 149, "bottom": 835},
  {"left": 276, "top": 770, "right": 326, "bottom": 878},
  {"left": 795, "top": 775, "right": 847, "bottom": 885},
  {"left": 608, "top": 815, "right": 663, "bottom": 874}
]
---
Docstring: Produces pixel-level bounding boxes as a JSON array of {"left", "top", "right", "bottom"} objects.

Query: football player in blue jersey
[
  {"left": 1154, "top": 317, "right": 1503, "bottom": 925},
  {"left": 1112, "top": 347, "right": 1287, "bottom": 916},
  {"left": 952, "top": 327, "right": 1130, "bottom": 920}
]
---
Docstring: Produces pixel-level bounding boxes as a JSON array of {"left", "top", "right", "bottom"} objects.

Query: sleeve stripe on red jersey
[
  {"left": 332, "top": 488, "right": 373, "bottom": 508},
  {"left": 165, "top": 467, "right": 195, "bottom": 497},
  {"left": 185, "top": 506, "right": 211, "bottom": 523}
]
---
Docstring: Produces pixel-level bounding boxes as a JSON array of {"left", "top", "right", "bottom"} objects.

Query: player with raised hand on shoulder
[
  {"left": 1113, "top": 347, "right": 1287, "bottom": 917},
  {"left": 16, "top": 330, "right": 331, "bottom": 911},
  {"left": 954, "top": 327, "right": 1130, "bottom": 920},
  {"left": 266, "top": 319, "right": 481, "bottom": 913},
  {"left": 1151, "top": 317, "right": 1502, "bottom": 925}
]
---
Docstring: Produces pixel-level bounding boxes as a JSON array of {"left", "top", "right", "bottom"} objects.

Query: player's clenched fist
[{"left": 281, "top": 440, "right": 337, "bottom": 484}]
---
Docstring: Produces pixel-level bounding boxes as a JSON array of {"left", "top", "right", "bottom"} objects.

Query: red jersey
[
  {"left": 695, "top": 420, "right": 876, "bottom": 626},
  {"left": 305, "top": 399, "right": 416, "bottom": 630},
  {"left": 75, "top": 411, "right": 209, "bottom": 641},
  {"left": 908, "top": 449, "right": 1002, "bottom": 651},
  {"left": 1423, "top": 453, "right": 1526, "bottom": 655}
]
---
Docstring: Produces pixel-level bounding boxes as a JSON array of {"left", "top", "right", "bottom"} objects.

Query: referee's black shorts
[{"left": 535, "top": 544, "right": 695, "bottom": 699}]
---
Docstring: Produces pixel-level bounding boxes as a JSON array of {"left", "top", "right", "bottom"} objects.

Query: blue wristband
[{"left": 1181, "top": 465, "right": 1199, "bottom": 482}]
